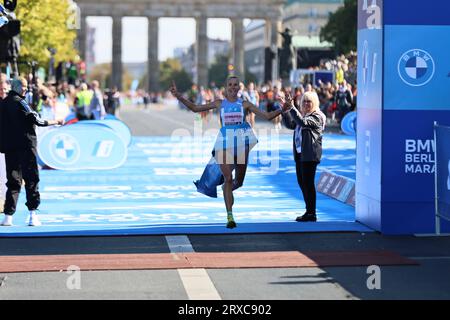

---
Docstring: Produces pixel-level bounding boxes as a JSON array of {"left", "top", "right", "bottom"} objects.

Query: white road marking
[
  {"left": 165, "top": 235, "right": 194, "bottom": 253},
  {"left": 165, "top": 235, "right": 221, "bottom": 300}
]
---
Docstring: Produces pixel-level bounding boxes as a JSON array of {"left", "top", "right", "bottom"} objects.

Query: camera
[{"left": 0, "top": 4, "right": 9, "bottom": 28}]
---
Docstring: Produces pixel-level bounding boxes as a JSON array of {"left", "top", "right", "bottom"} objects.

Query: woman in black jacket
[{"left": 280, "top": 91, "right": 326, "bottom": 222}]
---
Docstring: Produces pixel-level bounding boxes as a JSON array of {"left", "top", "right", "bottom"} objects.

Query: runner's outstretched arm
[
  {"left": 243, "top": 101, "right": 282, "bottom": 121},
  {"left": 170, "top": 80, "right": 219, "bottom": 113}
]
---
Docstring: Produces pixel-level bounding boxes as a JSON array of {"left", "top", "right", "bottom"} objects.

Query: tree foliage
[
  {"left": 245, "top": 69, "right": 258, "bottom": 85},
  {"left": 158, "top": 58, "right": 193, "bottom": 92},
  {"left": 319, "top": 0, "right": 357, "bottom": 55},
  {"left": 208, "top": 54, "right": 230, "bottom": 87},
  {"left": 16, "top": 0, "right": 77, "bottom": 71},
  {"left": 88, "top": 63, "right": 133, "bottom": 90}
]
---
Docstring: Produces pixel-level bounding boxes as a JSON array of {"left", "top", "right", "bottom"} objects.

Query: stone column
[
  {"left": 231, "top": 18, "right": 245, "bottom": 81},
  {"left": 112, "top": 15, "right": 123, "bottom": 90},
  {"left": 148, "top": 17, "right": 159, "bottom": 93},
  {"left": 196, "top": 16, "right": 208, "bottom": 88},
  {"left": 77, "top": 14, "right": 86, "bottom": 60},
  {"left": 270, "top": 18, "right": 282, "bottom": 83}
]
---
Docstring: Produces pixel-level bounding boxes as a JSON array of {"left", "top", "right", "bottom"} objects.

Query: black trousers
[
  {"left": 294, "top": 152, "right": 319, "bottom": 215},
  {"left": 3, "top": 147, "right": 41, "bottom": 215}
]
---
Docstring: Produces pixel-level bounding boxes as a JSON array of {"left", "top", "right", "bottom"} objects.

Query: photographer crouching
[{"left": 0, "top": 77, "right": 64, "bottom": 226}]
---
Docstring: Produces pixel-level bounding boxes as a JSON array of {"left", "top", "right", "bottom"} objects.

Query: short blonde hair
[{"left": 300, "top": 91, "right": 320, "bottom": 112}]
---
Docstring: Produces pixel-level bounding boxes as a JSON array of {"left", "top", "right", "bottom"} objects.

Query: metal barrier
[{"left": 434, "top": 122, "right": 450, "bottom": 234}]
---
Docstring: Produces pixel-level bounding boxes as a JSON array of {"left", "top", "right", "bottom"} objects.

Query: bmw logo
[
  {"left": 398, "top": 49, "right": 435, "bottom": 87},
  {"left": 49, "top": 133, "right": 80, "bottom": 165}
]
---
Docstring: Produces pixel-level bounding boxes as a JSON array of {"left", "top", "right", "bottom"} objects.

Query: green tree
[
  {"left": 16, "top": 0, "right": 77, "bottom": 73},
  {"left": 208, "top": 54, "right": 229, "bottom": 87},
  {"left": 158, "top": 58, "right": 193, "bottom": 92},
  {"left": 169, "top": 69, "right": 193, "bottom": 92},
  {"left": 89, "top": 63, "right": 110, "bottom": 89},
  {"left": 319, "top": 0, "right": 357, "bottom": 55},
  {"left": 245, "top": 69, "right": 258, "bottom": 85},
  {"left": 88, "top": 63, "right": 133, "bottom": 90}
]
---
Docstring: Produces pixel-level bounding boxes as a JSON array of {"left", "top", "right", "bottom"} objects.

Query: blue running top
[{"left": 220, "top": 98, "right": 244, "bottom": 127}]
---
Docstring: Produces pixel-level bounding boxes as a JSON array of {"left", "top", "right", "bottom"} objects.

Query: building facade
[{"left": 244, "top": 0, "right": 343, "bottom": 84}]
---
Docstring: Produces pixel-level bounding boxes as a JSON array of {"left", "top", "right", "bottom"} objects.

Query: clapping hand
[{"left": 276, "top": 91, "right": 294, "bottom": 112}]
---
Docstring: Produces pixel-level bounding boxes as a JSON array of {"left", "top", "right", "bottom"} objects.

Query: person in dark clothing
[
  {"left": 334, "top": 82, "right": 353, "bottom": 124},
  {"left": 0, "top": 78, "right": 64, "bottom": 227},
  {"left": 279, "top": 91, "right": 326, "bottom": 222}
]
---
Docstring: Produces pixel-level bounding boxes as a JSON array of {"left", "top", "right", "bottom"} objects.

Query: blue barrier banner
[
  {"left": 341, "top": 111, "right": 357, "bottom": 136},
  {"left": 37, "top": 125, "right": 128, "bottom": 170},
  {"left": 435, "top": 124, "right": 450, "bottom": 221},
  {"left": 74, "top": 119, "right": 132, "bottom": 147}
]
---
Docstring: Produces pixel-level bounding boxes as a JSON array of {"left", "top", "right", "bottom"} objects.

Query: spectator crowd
[{"left": 169, "top": 52, "right": 357, "bottom": 131}]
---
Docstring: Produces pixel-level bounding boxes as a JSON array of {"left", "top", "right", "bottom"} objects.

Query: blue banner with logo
[
  {"left": 435, "top": 124, "right": 450, "bottom": 221},
  {"left": 75, "top": 119, "right": 132, "bottom": 147},
  {"left": 384, "top": 25, "right": 450, "bottom": 110},
  {"left": 381, "top": 110, "right": 450, "bottom": 203},
  {"left": 356, "top": 0, "right": 450, "bottom": 234},
  {"left": 37, "top": 125, "right": 128, "bottom": 170}
]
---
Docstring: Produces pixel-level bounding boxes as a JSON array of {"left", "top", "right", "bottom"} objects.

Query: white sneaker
[
  {"left": 1, "top": 214, "right": 13, "bottom": 226},
  {"left": 28, "top": 211, "right": 42, "bottom": 226}
]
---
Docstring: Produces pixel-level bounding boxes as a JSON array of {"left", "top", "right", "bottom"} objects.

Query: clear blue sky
[{"left": 86, "top": 17, "right": 237, "bottom": 64}]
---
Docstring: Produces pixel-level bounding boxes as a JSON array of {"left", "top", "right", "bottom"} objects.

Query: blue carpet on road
[{"left": 0, "top": 133, "right": 371, "bottom": 237}]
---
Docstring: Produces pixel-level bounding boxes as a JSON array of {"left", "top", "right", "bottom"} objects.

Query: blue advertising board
[
  {"left": 382, "top": 110, "right": 450, "bottom": 202},
  {"left": 356, "top": 0, "right": 383, "bottom": 231},
  {"left": 75, "top": 119, "right": 132, "bottom": 147},
  {"left": 356, "top": 0, "right": 450, "bottom": 234},
  {"left": 38, "top": 125, "right": 128, "bottom": 170},
  {"left": 341, "top": 111, "right": 356, "bottom": 136},
  {"left": 384, "top": 25, "right": 450, "bottom": 110}
]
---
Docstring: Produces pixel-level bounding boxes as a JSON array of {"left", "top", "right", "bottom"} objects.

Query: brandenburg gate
[{"left": 74, "top": 0, "right": 284, "bottom": 91}]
